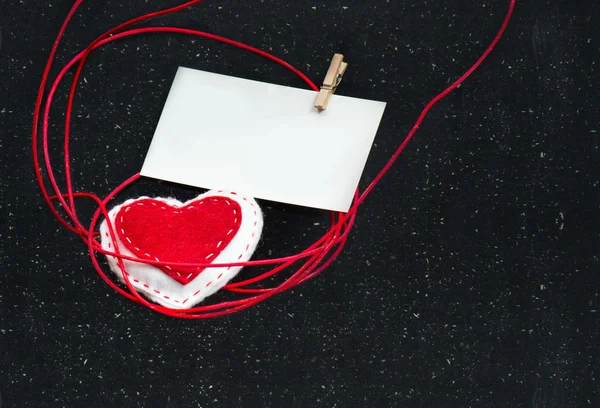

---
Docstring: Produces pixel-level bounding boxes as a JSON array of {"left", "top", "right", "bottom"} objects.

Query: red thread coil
[{"left": 32, "top": 0, "right": 516, "bottom": 318}]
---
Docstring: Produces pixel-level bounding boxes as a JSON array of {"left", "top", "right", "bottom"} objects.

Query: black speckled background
[{"left": 0, "top": 0, "right": 598, "bottom": 407}]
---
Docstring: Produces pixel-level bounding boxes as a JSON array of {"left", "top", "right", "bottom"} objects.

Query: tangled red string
[{"left": 32, "top": 0, "right": 516, "bottom": 318}]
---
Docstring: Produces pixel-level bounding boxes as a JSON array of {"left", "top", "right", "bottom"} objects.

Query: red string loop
[{"left": 32, "top": 0, "right": 516, "bottom": 318}]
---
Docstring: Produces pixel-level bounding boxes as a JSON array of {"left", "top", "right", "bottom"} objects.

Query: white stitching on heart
[
  {"left": 108, "top": 192, "right": 259, "bottom": 305},
  {"left": 117, "top": 196, "right": 242, "bottom": 284}
]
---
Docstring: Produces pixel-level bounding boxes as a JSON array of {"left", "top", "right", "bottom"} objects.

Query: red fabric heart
[{"left": 114, "top": 196, "right": 242, "bottom": 285}]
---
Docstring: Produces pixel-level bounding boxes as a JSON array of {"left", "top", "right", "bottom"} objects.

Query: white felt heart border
[{"left": 99, "top": 190, "right": 263, "bottom": 309}]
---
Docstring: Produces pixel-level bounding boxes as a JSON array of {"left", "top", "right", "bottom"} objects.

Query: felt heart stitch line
[
  {"left": 99, "top": 190, "right": 263, "bottom": 309},
  {"left": 115, "top": 195, "right": 243, "bottom": 284}
]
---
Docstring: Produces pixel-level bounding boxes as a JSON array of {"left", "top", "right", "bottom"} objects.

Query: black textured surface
[{"left": 0, "top": 1, "right": 599, "bottom": 407}]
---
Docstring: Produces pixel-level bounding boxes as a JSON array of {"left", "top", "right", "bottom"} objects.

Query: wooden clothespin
[{"left": 314, "top": 54, "right": 348, "bottom": 111}]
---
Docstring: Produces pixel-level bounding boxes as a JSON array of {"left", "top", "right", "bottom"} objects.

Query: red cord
[{"left": 32, "top": 0, "right": 516, "bottom": 318}]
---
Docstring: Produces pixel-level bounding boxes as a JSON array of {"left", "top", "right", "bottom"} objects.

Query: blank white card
[{"left": 141, "top": 66, "right": 386, "bottom": 212}]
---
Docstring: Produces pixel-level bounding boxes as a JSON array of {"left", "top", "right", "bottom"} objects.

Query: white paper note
[{"left": 141, "top": 66, "right": 386, "bottom": 212}]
